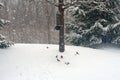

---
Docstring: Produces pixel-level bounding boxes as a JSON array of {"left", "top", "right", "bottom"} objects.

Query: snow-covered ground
[{"left": 0, "top": 44, "right": 120, "bottom": 80}]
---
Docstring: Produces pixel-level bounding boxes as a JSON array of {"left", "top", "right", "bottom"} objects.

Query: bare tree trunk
[{"left": 58, "top": 0, "right": 65, "bottom": 52}]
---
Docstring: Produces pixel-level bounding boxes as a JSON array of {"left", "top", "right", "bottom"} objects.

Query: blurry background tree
[
  {"left": 66, "top": 0, "right": 120, "bottom": 48},
  {"left": 0, "top": 3, "right": 13, "bottom": 48},
  {"left": 0, "top": 0, "right": 58, "bottom": 44}
]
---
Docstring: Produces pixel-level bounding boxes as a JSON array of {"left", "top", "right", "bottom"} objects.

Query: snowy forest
[
  {"left": 0, "top": 0, "right": 58, "bottom": 44},
  {"left": 0, "top": 0, "right": 120, "bottom": 48}
]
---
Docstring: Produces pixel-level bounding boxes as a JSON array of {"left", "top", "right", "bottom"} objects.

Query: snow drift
[{"left": 0, "top": 44, "right": 120, "bottom": 80}]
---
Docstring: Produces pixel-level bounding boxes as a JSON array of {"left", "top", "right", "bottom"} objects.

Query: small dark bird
[
  {"left": 65, "top": 62, "right": 70, "bottom": 65},
  {"left": 56, "top": 55, "right": 58, "bottom": 58},
  {"left": 46, "top": 46, "right": 49, "bottom": 49},
  {"left": 75, "top": 51, "right": 79, "bottom": 55},
  {"left": 57, "top": 58, "right": 60, "bottom": 62},
  {"left": 60, "top": 55, "right": 63, "bottom": 59},
  {"left": 56, "top": 55, "right": 60, "bottom": 62}
]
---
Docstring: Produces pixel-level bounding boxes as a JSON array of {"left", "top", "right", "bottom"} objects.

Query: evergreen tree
[
  {"left": 66, "top": 0, "right": 120, "bottom": 48},
  {"left": 0, "top": 3, "right": 13, "bottom": 48}
]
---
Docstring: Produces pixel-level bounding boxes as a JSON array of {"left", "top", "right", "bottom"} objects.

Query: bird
[
  {"left": 56, "top": 58, "right": 60, "bottom": 62},
  {"left": 60, "top": 55, "right": 63, "bottom": 59},
  {"left": 56, "top": 55, "right": 60, "bottom": 62},
  {"left": 75, "top": 51, "right": 79, "bottom": 55},
  {"left": 65, "top": 62, "right": 70, "bottom": 65},
  {"left": 46, "top": 46, "right": 49, "bottom": 49},
  {"left": 56, "top": 55, "right": 58, "bottom": 58}
]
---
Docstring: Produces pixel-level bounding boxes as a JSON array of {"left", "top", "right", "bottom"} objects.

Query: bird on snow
[
  {"left": 65, "top": 62, "right": 70, "bottom": 65},
  {"left": 75, "top": 51, "right": 79, "bottom": 55},
  {"left": 46, "top": 46, "right": 49, "bottom": 49},
  {"left": 56, "top": 55, "right": 60, "bottom": 62}
]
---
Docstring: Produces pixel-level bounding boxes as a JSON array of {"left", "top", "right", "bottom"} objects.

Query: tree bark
[{"left": 58, "top": 0, "right": 65, "bottom": 52}]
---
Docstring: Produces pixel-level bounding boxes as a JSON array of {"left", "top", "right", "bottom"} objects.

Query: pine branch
[{"left": 64, "top": 1, "right": 105, "bottom": 9}]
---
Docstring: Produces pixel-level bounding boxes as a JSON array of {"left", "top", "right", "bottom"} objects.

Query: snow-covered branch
[
  {"left": 64, "top": 1, "right": 104, "bottom": 9},
  {"left": 0, "top": 3, "right": 4, "bottom": 7},
  {"left": 0, "top": 19, "right": 11, "bottom": 27}
]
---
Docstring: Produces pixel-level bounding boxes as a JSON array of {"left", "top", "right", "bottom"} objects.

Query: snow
[{"left": 0, "top": 44, "right": 120, "bottom": 80}]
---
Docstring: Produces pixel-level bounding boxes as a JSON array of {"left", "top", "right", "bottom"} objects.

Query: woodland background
[{"left": 0, "top": 0, "right": 64, "bottom": 44}]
